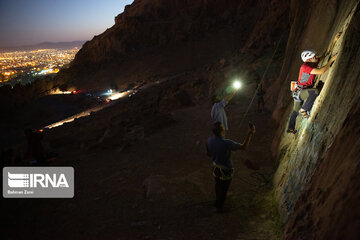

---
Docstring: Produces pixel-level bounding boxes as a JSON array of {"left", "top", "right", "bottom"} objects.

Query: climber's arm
[
  {"left": 238, "top": 126, "right": 256, "bottom": 150},
  {"left": 311, "top": 54, "right": 337, "bottom": 75},
  {"left": 225, "top": 89, "right": 237, "bottom": 102}
]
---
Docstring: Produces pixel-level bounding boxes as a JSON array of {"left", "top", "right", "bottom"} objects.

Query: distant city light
[
  {"left": 108, "top": 92, "right": 125, "bottom": 100},
  {"left": 108, "top": 90, "right": 132, "bottom": 100},
  {"left": 103, "top": 89, "right": 115, "bottom": 96},
  {"left": 54, "top": 91, "right": 72, "bottom": 94},
  {"left": 0, "top": 48, "right": 79, "bottom": 86},
  {"left": 49, "top": 88, "right": 77, "bottom": 95}
]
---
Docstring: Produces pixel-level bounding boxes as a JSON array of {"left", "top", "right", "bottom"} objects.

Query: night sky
[{"left": 0, "top": 0, "right": 134, "bottom": 47}]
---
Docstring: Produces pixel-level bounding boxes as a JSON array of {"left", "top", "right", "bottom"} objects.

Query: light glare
[{"left": 233, "top": 81, "right": 241, "bottom": 89}]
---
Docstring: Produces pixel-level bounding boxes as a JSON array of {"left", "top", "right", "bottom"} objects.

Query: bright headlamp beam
[{"left": 233, "top": 81, "right": 241, "bottom": 89}]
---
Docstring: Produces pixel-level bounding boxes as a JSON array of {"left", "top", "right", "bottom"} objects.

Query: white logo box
[{"left": 3, "top": 167, "right": 74, "bottom": 198}]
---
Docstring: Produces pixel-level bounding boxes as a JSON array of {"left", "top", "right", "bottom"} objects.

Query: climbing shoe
[
  {"left": 300, "top": 110, "right": 310, "bottom": 118},
  {"left": 287, "top": 129, "right": 297, "bottom": 134}
]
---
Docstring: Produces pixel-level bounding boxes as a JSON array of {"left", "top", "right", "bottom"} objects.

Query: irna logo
[
  {"left": 3, "top": 167, "right": 74, "bottom": 198},
  {"left": 8, "top": 172, "right": 69, "bottom": 188}
]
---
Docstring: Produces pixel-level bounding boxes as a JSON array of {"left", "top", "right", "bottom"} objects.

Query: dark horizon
[
  {"left": 0, "top": 40, "right": 88, "bottom": 48},
  {"left": 0, "top": 40, "right": 88, "bottom": 53},
  {"left": 0, "top": 42, "right": 87, "bottom": 48}
]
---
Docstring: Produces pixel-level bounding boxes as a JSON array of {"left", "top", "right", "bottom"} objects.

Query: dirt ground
[{"left": 3, "top": 88, "right": 284, "bottom": 240}]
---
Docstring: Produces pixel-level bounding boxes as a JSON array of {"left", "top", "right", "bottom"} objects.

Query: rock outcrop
[
  {"left": 268, "top": 0, "right": 360, "bottom": 238},
  {"left": 54, "top": 0, "right": 290, "bottom": 90}
]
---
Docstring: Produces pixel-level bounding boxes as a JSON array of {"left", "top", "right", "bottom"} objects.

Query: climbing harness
[
  {"left": 292, "top": 90, "right": 302, "bottom": 102},
  {"left": 291, "top": 81, "right": 303, "bottom": 102},
  {"left": 290, "top": 81, "right": 297, "bottom": 91},
  {"left": 212, "top": 165, "right": 234, "bottom": 180}
]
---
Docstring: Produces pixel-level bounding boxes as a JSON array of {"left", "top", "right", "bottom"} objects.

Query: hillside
[
  {"left": 54, "top": 0, "right": 289, "bottom": 90},
  {"left": 2, "top": 0, "right": 360, "bottom": 239}
]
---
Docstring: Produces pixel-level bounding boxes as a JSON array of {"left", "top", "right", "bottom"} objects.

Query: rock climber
[
  {"left": 211, "top": 88, "right": 238, "bottom": 131},
  {"left": 256, "top": 81, "right": 266, "bottom": 113},
  {"left": 206, "top": 121, "right": 256, "bottom": 213},
  {"left": 287, "top": 32, "right": 342, "bottom": 134}
]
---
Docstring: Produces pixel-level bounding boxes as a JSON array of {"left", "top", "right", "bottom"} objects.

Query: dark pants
[
  {"left": 288, "top": 89, "right": 318, "bottom": 130},
  {"left": 302, "top": 90, "right": 318, "bottom": 111},
  {"left": 214, "top": 177, "right": 232, "bottom": 210},
  {"left": 288, "top": 110, "right": 298, "bottom": 130}
]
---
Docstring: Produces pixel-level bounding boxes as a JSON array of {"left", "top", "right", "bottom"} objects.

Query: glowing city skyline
[{"left": 0, "top": 48, "right": 79, "bottom": 85}]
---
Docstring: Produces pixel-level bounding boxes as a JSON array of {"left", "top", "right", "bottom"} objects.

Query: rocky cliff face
[
  {"left": 269, "top": 0, "right": 360, "bottom": 238},
  {"left": 55, "top": 0, "right": 289, "bottom": 90}
]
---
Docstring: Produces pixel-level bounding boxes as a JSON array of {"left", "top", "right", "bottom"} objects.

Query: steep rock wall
[
  {"left": 269, "top": 0, "right": 360, "bottom": 230},
  {"left": 284, "top": 96, "right": 360, "bottom": 239}
]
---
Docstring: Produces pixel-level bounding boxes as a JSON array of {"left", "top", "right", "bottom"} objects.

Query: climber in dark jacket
[
  {"left": 256, "top": 81, "right": 266, "bottom": 113},
  {"left": 206, "top": 121, "right": 255, "bottom": 212}
]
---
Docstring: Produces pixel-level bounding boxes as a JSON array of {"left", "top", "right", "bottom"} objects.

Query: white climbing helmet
[{"left": 301, "top": 50, "right": 317, "bottom": 62}]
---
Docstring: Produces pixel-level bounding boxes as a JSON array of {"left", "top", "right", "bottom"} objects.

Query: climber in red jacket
[{"left": 287, "top": 32, "right": 341, "bottom": 134}]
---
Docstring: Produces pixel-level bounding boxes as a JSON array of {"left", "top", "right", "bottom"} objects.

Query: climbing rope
[{"left": 238, "top": 33, "right": 285, "bottom": 129}]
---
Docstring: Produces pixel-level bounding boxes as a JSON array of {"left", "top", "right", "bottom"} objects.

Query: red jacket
[{"left": 297, "top": 63, "right": 317, "bottom": 88}]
